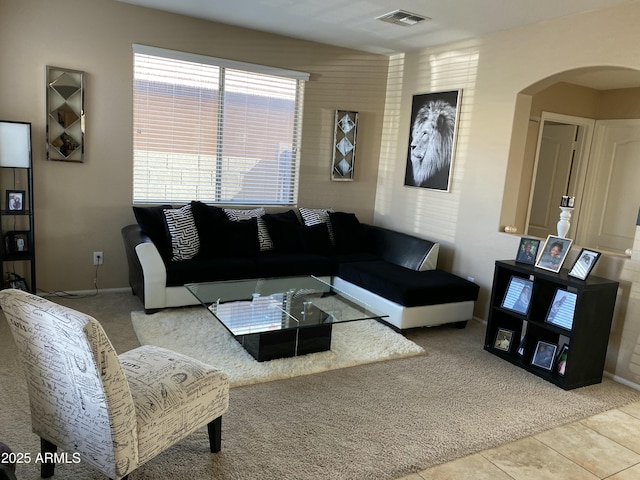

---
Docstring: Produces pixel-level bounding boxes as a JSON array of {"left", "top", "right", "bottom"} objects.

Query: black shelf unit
[
  {"left": 484, "top": 260, "right": 618, "bottom": 390},
  {"left": 0, "top": 120, "right": 36, "bottom": 293}
]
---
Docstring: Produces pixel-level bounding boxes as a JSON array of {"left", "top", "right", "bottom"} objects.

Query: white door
[
  {"left": 528, "top": 124, "right": 578, "bottom": 238},
  {"left": 579, "top": 119, "right": 640, "bottom": 253}
]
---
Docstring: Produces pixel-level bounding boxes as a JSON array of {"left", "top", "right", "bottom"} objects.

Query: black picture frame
[
  {"left": 494, "top": 328, "right": 514, "bottom": 352},
  {"left": 515, "top": 237, "right": 541, "bottom": 265},
  {"left": 555, "top": 344, "right": 569, "bottom": 376},
  {"left": 4, "top": 231, "right": 30, "bottom": 255},
  {"left": 531, "top": 341, "right": 557, "bottom": 370},
  {"left": 535, "top": 235, "right": 572, "bottom": 273},
  {"left": 404, "top": 89, "right": 462, "bottom": 192},
  {"left": 6, "top": 190, "right": 25, "bottom": 213},
  {"left": 501, "top": 276, "right": 533, "bottom": 315},
  {"left": 568, "top": 248, "right": 601, "bottom": 280},
  {"left": 545, "top": 289, "right": 577, "bottom": 330}
]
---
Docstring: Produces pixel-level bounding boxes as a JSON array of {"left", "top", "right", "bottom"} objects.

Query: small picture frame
[
  {"left": 555, "top": 344, "right": 569, "bottom": 376},
  {"left": 535, "top": 235, "right": 572, "bottom": 273},
  {"left": 501, "top": 276, "right": 533, "bottom": 315},
  {"left": 568, "top": 248, "right": 601, "bottom": 280},
  {"left": 515, "top": 237, "right": 541, "bottom": 265},
  {"left": 531, "top": 341, "right": 557, "bottom": 370},
  {"left": 545, "top": 289, "right": 577, "bottom": 330},
  {"left": 6, "top": 190, "right": 25, "bottom": 213},
  {"left": 494, "top": 328, "right": 514, "bottom": 352},
  {"left": 4, "top": 231, "right": 30, "bottom": 255}
]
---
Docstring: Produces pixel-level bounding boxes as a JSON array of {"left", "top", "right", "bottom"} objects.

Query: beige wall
[
  {"left": 375, "top": 2, "right": 640, "bottom": 385},
  {"left": 0, "top": 0, "right": 388, "bottom": 292}
]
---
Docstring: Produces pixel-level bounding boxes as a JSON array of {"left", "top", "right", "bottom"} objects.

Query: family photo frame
[
  {"left": 6, "top": 189, "right": 25, "bottom": 213},
  {"left": 501, "top": 276, "right": 533, "bottom": 315},
  {"left": 494, "top": 328, "right": 514, "bottom": 352},
  {"left": 531, "top": 340, "right": 557, "bottom": 370},
  {"left": 568, "top": 248, "right": 601, "bottom": 280},
  {"left": 535, "top": 235, "right": 572, "bottom": 273},
  {"left": 4, "top": 231, "right": 30, "bottom": 255},
  {"left": 404, "top": 89, "right": 462, "bottom": 192},
  {"left": 545, "top": 288, "right": 577, "bottom": 330},
  {"left": 515, "top": 237, "right": 541, "bottom": 265}
]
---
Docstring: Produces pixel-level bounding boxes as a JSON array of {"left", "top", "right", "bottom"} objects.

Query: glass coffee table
[{"left": 185, "top": 276, "right": 387, "bottom": 362}]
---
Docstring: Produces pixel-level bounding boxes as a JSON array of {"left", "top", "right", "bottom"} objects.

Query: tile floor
[{"left": 397, "top": 401, "right": 640, "bottom": 480}]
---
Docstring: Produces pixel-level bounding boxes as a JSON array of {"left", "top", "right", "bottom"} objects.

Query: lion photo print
[{"left": 405, "top": 90, "right": 462, "bottom": 191}]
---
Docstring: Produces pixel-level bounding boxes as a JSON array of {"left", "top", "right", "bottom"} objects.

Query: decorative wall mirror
[
  {"left": 331, "top": 110, "right": 358, "bottom": 181},
  {"left": 46, "top": 66, "right": 84, "bottom": 162}
]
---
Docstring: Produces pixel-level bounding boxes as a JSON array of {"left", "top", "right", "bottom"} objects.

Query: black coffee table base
[{"left": 238, "top": 324, "right": 333, "bottom": 362}]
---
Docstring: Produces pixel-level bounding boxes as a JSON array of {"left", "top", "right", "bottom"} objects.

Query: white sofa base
[{"left": 333, "top": 277, "right": 474, "bottom": 330}]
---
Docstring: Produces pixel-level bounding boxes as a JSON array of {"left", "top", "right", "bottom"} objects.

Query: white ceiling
[{"left": 116, "top": 0, "right": 640, "bottom": 89}]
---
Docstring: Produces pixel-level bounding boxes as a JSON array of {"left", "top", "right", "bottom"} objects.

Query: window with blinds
[{"left": 132, "top": 45, "right": 308, "bottom": 205}]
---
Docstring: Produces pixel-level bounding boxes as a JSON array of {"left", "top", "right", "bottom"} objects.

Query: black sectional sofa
[{"left": 122, "top": 202, "right": 479, "bottom": 330}]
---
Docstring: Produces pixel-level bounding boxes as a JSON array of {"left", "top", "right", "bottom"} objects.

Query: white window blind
[{"left": 132, "top": 45, "right": 308, "bottom": 205}]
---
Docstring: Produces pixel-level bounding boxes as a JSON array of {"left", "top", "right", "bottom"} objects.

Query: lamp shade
[{"left": 0, "top": 121, "right": 31, "bottom": 168}]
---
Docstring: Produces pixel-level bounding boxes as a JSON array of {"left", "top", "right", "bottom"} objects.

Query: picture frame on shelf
[
  {"left": 555, "top": 344, "right": 569, "bottom": 376},
  {"left": 4, "top": 231, "right": 30, "bottom": 255},
  {"left": 6, "top": 190, "right": 25, "bottom": 213},
  {"left": 545, "top": 288, "right": 577, "bottom": 330},
  {"left": 568, "top": 248, "right": 601, "bottom": 280},
  {"left": 515, "top": 237, "right": 540, "bottom": 265},
  {"left": 501, "top": 276, "right": 533, "bottom": 315},
  {"left": 535, "top": 235, "right": 572, "bottom": 273},
  {"left": 531, "top": 341, "right": 557, "bottom": 370},
  {"left": 494, "top": 328, "right": 514, "bottom": 352}
]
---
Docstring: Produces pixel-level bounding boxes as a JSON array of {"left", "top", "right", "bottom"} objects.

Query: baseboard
[
  {"left": 604, "top": 370, "right": 640, "bottom": 391},
  {"left": 41, "top": 287, "right": 132, "bottom": 297}
]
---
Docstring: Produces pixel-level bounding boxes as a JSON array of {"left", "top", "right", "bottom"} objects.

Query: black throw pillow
[
  {"left": 132, "top": 205, "right": 172, "bottom": 260},
  {"left": 299, "top": 223, "right": 334, "bottom": 256},
  {"left": 263, "top": 210, "right": 303, "bottom": 253},
  {"left": 224, "top": 217, "right": 260, "bottom": 256},
  {"left": 190, "top": 201, "right": 228, "bottom": 258},
  {"left": 328, "top": 211, "right": 365, "bottom": 254}
]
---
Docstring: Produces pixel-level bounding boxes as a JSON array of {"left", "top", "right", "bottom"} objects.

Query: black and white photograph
[
  {"left": 6, "top": 190, "right": 25, "bottom": 213},
  {"left": 515, "top": 237, "right": 541, "bottom": 265},
  {"left": 404, "top": 90, "right": 461, "bottom": 191},
  {"left": 535, "top": 235, "right": 572, "bottom": 273},
  {"left": 494, "top": 328, "right": 514, "bottom": 352},
  {"left": 501, "top": 276, "right": 533, "bottom": 315},
  {"left": 5, "top": 231, "right": 30, "bottom": 254},
  {"left": 531, "top": 341, "right": 557, "bottom": 370},
  {"left": 568, "top": 248, "right": 601, "bottom": 280},
  {"left": 545, "top": 289, "right": 577, "bottom": 330}
]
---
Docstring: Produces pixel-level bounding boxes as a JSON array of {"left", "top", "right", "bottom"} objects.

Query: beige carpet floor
[{"left": 2, "top": 291, "right": 640, "bottom": 480}]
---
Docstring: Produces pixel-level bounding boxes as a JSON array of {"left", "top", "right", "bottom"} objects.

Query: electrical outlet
[{"left": 93, "top": 251, "right": 104, "bottom": 265}]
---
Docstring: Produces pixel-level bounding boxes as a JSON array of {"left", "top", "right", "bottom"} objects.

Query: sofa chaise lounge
[{"left": 122, "top": 203, "right": 479, "bottom": 330}]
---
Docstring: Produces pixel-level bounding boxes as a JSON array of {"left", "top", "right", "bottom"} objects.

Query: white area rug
[{"left": 131, "top": 307, "right": 425, "bottom": 387}]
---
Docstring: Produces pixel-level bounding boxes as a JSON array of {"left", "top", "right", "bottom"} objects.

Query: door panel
[
  {"left": 528, "top": 124, "right": 577, "bottom": 238},
  {"left": 582, "top": 120, "right": 640, "bottom": 253}
]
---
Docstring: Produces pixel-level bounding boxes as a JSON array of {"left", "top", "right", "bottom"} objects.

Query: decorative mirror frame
[
  {"left": 331, "top": 110, "right": 358, "bottom": 181},
  {"left": 46, "top": 66, "right": 85, "bottom": 162}
]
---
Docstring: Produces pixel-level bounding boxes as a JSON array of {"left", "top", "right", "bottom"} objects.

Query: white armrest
[{"left": 135, "top": 242, "right": 167, "bottom": 309}]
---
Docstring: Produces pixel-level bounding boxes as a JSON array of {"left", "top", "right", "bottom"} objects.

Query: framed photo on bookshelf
[
  {"left": 6, "top": 189, "right": 25, "bottom": 213},
  {"left": 531, "top": 341, "right": 557, "bottom": 370},
  {"left": 515, "top": 237, "right": 540, "bottom": 265},
  {"left": 555, "top": 344, "right": 569, "bottom": 375},
  {"left": 535, "top": 235, "right": 572, "bottom": 273},
  {"left": 494, "top": 328, "right": 514, "bottom": 352},
  {"left": 501, "top": 276, "right": 533, "bottom": 315},
  {"left": 545, "top": 289, "right": 577, "bottom": 330},
  {"left": 568, "top": 249, "right": 601, "bottom": 280}
]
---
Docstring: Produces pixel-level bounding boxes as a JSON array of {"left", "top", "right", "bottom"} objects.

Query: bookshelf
[{"left": 484, "top": 260, "right": 618, "bottom": 390}]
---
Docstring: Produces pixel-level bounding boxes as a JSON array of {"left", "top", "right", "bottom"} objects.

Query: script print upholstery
[{"left": 0, "top": 289, "right": 229, "bottom": 480}]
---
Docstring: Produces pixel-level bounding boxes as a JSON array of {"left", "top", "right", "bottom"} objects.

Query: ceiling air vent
[{"left": 376, "top": 9, "right": 430, "bottom": 27}]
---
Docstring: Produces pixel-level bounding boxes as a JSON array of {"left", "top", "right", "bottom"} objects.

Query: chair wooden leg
[
  {"left": 207, "top": 416, "right": 222, "bottom": 453},
  {"left": 40, "top": 438, "right": 57, "bottom": 478}
]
